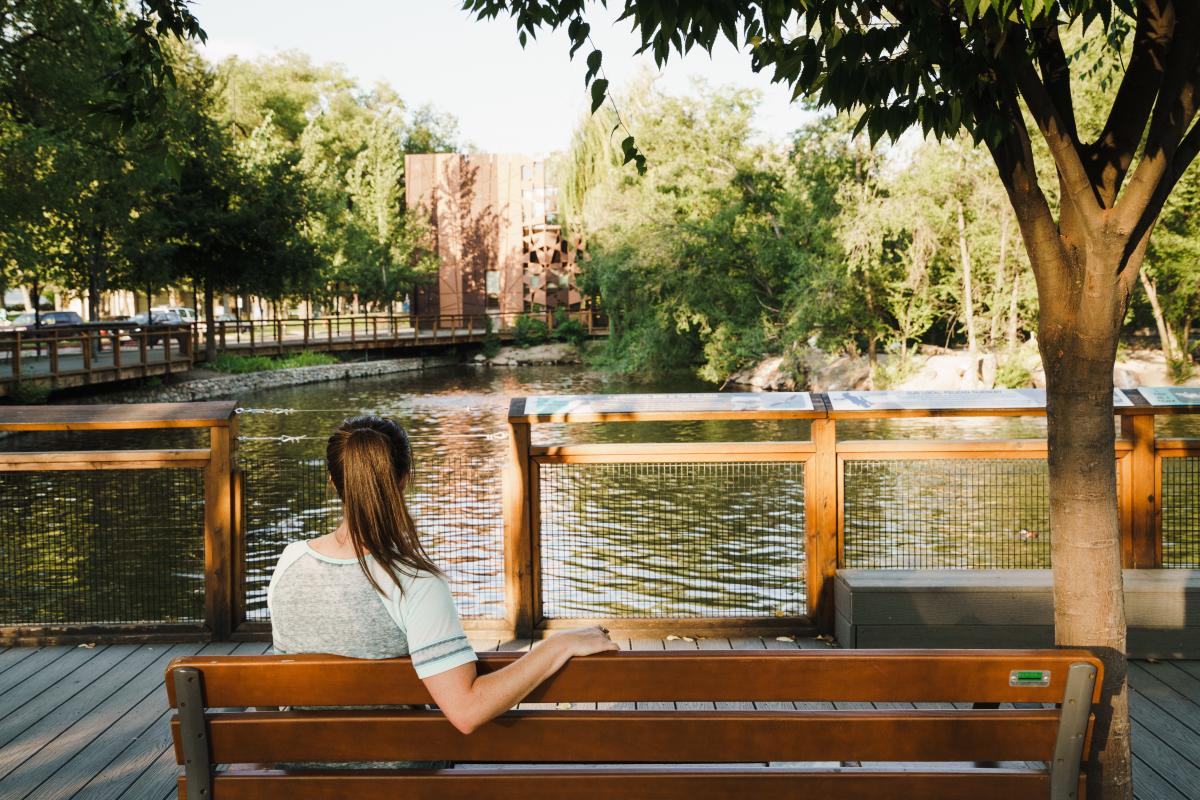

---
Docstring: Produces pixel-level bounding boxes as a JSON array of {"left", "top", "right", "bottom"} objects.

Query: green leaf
[{"left": 590, "top": 78, "right": 609, "bottom": 113}]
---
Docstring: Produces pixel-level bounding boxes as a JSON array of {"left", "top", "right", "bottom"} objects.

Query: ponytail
[{"left": 326, "top": 416, "right": 440, "bottom": 595}]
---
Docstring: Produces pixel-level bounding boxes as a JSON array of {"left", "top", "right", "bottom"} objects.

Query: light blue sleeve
[{"left": 398, "top": 572, "right": 478, "bottom": 679}]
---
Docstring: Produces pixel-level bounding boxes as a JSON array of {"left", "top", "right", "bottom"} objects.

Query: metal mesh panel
[
  {"left": 843, "top": 459, "right": 1051, "bottom": 569},
  {"left": 240, "top": 448, "right": 503, "bottom": 621},
  {"left": 538, "top": 461, "right": 806, "bottom": 619},
  {"left": 1162, "top": 456, "right": 1200, "bottom": 567},
  {"left": 0, "top": 469, "right": 205, "bottom": 626}
]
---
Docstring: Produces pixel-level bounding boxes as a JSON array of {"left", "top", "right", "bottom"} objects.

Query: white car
[{"left": 151, "top": 306, "right": 197, "bottom": 323}]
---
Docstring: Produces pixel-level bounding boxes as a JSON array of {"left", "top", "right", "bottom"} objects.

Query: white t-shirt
[{"left": 267, "top": 540, "right": 477, "bottom": 679}]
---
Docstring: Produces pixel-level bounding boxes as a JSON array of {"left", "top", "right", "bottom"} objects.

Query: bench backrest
[{"left": 166, "top": 648, "right": 1101, "bottom": 800}]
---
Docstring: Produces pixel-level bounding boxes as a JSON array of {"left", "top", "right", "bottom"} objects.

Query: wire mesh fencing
[
  {"left": 0, "top": 468, "right": 206, "bottom": 626},
  {"left": 1162, "top": 456, "right": 1200, "bottom": 567},
  {"left": 842, "top": 458, "right": 1052, "bottom": 569},
  {"left": 537, "top": 461, "right": 807, "bottom": 619},
  {"left": 239, "top": 444, "right": 504, "bottom": 621}
]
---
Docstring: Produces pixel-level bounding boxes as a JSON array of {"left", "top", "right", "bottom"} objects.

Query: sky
[{"left": 192, "top": 0, "right": 817, "bottom": 154}]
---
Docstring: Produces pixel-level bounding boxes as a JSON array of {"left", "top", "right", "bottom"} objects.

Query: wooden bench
[{"left": 166, "top": 649, "right": 1102, "bottom": 799}]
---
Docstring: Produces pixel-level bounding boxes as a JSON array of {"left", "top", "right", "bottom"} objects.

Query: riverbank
[{"left": 728, "top": 344, "right": 1200, "bottom": 392}]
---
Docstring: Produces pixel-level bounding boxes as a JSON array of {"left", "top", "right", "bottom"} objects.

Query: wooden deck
[{"left": 0, "top": 637, "right": 1196, "bottom": 799}]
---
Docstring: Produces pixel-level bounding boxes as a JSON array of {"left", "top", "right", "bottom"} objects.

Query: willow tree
[{"left": 466, "top": 1, "right": 1200, "bottom": 796}]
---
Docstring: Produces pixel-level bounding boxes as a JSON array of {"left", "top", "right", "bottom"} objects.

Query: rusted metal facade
[{"left": 405, "top": 154, "right": 587, "bottom": 319}]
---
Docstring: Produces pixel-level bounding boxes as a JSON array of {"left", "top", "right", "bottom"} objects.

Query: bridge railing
[
  {"left": 0, "top": 310, "right": 607, "bottom": 392},
  {"left": 193, "top": 309, "right": 606, "bottom": 357},
  {"left": 0, "top": 323, "right": 193, "bottom": 395}
]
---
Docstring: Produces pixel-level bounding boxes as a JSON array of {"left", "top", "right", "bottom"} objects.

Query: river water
[{"left": 3, "top": 363, "right": 1197, "bottom": 627}]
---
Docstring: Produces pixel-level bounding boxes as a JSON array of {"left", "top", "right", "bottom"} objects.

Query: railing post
[
  {"left": 12, "top": 332, "right": 20, "bottom": 378},
  {"left": 1121, "top": 413, "right": 1160, "bottom": 567},
  {"left": 112, "top": 331, "right": 121, "bottom": 368},
  {"left": 81, "top": 331, "right": 92, "bottom": 376},
  {"left": 248, "top": 319, "right": 255, "bottom": 355},
  {"left": 303, "top": 318, "right": 310, "bottom": 348},
  {"left": 806, "top": 415, "right": 839, "bottom": 633},
  {"left": 503, "top": 414, "right": 535, "bottom": 639},
  {"left": 204, "top": 414, "right": 237, "bottom": 640},
  {"left": 49, "top": 336, "right": 59, "bottom": 376}
]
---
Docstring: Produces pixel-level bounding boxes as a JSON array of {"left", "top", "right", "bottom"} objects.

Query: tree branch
[
  {"left": 1032, "top": 18, "right": 1076, "bottom": 144},
  {"left": 1123, "top": 118, "right": 1200, "bottom": 275},
  {"left": 986, "top": 86, "right": 1068, "bottom": 301},
  {"left": 1117, "top": 5, "right": 1200, "bottom": 232},
  {"left": 1006, "top": 42, "right": 1100, "bottom": 220},
  {"left": 1086, "top": 0, "right": 1174, "bottom": 205}
]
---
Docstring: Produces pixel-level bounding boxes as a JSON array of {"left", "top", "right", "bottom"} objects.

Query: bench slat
[
  {"left": 181, "top": 766, "right": 1052, "bottom": 800},
  {"left": 166, "top": 649, "right": 1102, "bottom": 707},
  {"left": 173, "top": 709, "right": 1063, "bottom": 764}
]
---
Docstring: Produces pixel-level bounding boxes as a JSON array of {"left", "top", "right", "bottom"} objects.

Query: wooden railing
[
  {"left": 502, "top": 390, "right": 1200, "bottom": 638},
  {"left": 0, "top": 310, "right": 606, "bottom": 393},
  {"left": 3, "top": 391, "right": 1197, "bottom": 644},
  {"left": 0, "top": 402, "right": 238, "bottom": 644}
]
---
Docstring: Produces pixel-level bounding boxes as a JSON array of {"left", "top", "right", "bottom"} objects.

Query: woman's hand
[{"left": 547, "top": 625, "right": 620, "bottom": 658}]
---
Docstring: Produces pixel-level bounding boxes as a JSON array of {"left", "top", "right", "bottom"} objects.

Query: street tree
[{"left": 465, "top": 2, "right": 1200, "bottom": 796}]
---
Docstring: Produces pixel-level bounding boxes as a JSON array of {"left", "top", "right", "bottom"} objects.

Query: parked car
[
  {"left": 127, "top": 310, "right": 190, "bottom": 349},
  {"left": 151, "top": 305, "right": 197, "bottom": 324},
  {"left": 5, "top": 310, "right": 84, "bottom": 331}
]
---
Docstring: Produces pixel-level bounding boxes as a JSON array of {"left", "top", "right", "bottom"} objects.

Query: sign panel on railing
[
  {"left": 827, "top": 388, "right": 1133, "bottom": 411},
  {"left": 521, "top": 392, "right": 815, "bottom": 417},
  {"left": 1138, "top": 387, "right": 1200, "bottom": 407}
]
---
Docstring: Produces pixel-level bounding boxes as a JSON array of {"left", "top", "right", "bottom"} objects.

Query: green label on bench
[{"left": 1010, "top": 669, "right": 1051, "bottom": 687}]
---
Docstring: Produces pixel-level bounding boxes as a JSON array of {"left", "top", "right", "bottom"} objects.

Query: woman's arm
[{"left": 420, "top": 626, "right": 618, "bottom": 734}]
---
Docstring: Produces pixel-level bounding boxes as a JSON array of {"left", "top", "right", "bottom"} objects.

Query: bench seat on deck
[
  {"left": 835, "top": 568, "right": 1200, "bottom": 657},
  {"left": 166, "top": 648, "right": 1101, "bottom": 799}
]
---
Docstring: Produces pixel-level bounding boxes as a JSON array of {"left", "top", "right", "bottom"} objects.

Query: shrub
[
  {"left": 552, "top": 308, "right": 588, "bottom": 346},
  {"left": 482, "top": 315, "right": 502, "bottom": 358},
  {"left": 8, "top": 381, "right": 51, "bottom": 404},
  {"left": 513, "top": 314, "right": 550, "bottom": 347},
  {"left": 995, "top": 357, "right": 1034, "bottom": 389},
  {"left": 1167, "top": 355, "right": 1195, "bottom": 385},
  {"left": 210, "top": 351, "right": 338, "bottom": 374}
]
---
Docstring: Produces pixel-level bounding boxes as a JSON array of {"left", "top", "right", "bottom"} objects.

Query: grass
[{"left": 209, "top": 351, "right": 340, "bottom": 374}]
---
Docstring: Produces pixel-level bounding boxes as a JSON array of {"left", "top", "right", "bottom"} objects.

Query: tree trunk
[
  {"left": 990, "top": 213, "right": 1010, "bottom": 348},
  {"left": 1038, "top": 252, "right": 1131, "bottom": 800},
  {"left": 956, "top": 199, "right": 977, "bottom": 352},
  {"left": 1007, "top": 269, "right": 1021, "bottom": 350},
  {"left": 1138, "top": 270, "right": 1178, "bottom": 362},
  {"left": 203, "top": 279, "right": 217, "bottom": 362}
]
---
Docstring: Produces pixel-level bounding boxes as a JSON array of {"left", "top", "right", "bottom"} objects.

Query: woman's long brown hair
[{"left": 326, "top": 416, "right": 440, "bottom": 594}]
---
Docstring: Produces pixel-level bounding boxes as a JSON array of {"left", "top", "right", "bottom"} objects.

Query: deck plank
[
  {"left": 1129, "top": 662, "right": 1200, "bottom": 736},
  {"left": 1134, "top": 754, "right": 1190, "bottom": 800},
  {"left": 62, "top": 643, "right": 239, "bottom": 800},
  {"left": 0, "top": 648, "right": 73, "bottom": 696},
  {"left": 1130, "top": 718, "right": 1200, "bottom": 799},
  {"left": 0, "top": 643, "right": 200, "bottom": 797},
  {"left": 0, "top": 646, "right": 141, "bottom": 757},
  {"left": 0, "top": 647, "right": 105, "bottom": 724}
]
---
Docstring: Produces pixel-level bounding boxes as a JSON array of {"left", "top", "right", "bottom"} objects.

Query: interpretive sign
[
  {"left": 1138, "top": 387, "right": 1200, "bottom": 407},
  {"left": 828, "top": 388, "right": 1133, "bottom": 411},
  {"left": 521, "top": 392, "right": 815, "bottom": 417}
]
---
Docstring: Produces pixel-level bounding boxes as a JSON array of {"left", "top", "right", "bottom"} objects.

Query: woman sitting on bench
[{"left": 268, "top": 415, "right": 618, "bottom": 735}]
